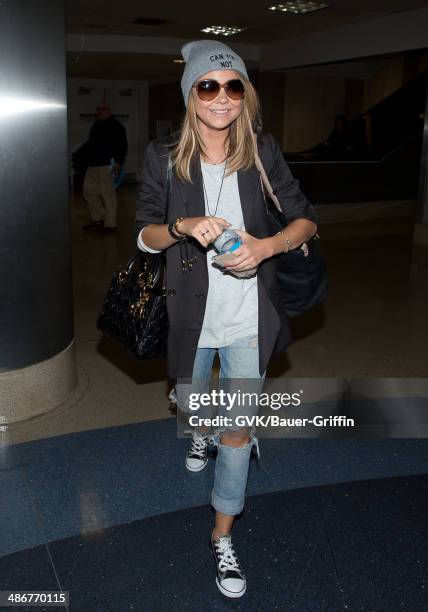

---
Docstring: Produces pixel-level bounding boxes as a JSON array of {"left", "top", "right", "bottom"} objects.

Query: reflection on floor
[
  {"left": 1, "top": 186, "right": 427, "bottom": 610},
  {"left": 2, "top": 418, "right": 428, "bottom": 557}
]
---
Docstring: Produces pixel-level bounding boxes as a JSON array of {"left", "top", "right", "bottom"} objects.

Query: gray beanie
[{"left": 180, "top": 40, "right": 249, "bottom": 107}]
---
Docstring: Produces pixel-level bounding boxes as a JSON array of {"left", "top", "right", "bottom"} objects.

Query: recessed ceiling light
[
  {"left": 201, "top": 25, "right": 246, "bottom": 36},
  {"left": 268, "top": 2, "right": 332, "bottom": 14}
]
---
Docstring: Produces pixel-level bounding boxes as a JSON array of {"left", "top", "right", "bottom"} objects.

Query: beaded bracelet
[{"left": 276, "top": 230, "right": 292, "bottom": 253}]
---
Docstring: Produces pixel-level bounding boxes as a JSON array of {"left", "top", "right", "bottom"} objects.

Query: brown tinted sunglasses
[{"left": 193, "top": 79, "right": 245, "bottom": 101}]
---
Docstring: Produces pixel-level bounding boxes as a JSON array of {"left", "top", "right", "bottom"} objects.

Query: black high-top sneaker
[
  {"left": 211, "top": 534, "right": 246, "bottom": 598},
  {"left": 185, "top": 431, "right": 209, "bottom": 472}
]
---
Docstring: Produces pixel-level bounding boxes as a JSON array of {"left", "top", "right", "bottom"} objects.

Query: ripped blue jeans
[{"left": 177, "top": 334, "right": 265, "bottom": 516}]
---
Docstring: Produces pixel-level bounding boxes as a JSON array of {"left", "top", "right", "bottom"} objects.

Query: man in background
[{"left": 81, "top": 101, "right": 128, "bottom": 233}]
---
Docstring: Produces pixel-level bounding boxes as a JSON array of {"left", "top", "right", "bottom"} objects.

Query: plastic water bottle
[
  {"left": 213, "top": 228, "right": 241, "bottom": 254},
  {"left": 110, "top": 158, "right": 125, "bottom": 189},
  {"left": 213, "top": 229, "right": 257, "bottom": 279}
]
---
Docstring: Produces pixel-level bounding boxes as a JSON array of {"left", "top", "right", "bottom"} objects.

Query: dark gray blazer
[{"left": 135, "top": 133, "right": 317, "bottom": 378}]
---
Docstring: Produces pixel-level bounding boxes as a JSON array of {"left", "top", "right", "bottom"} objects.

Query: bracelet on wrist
[
  {"left": 173, "top": 217, "right": 185, "bottom": 236},
  {"left": 168, "top": 217, "right": 186, "bottom": 241},
  {"left": 276, "top": 230, "right": 292, "bottom": 253}
]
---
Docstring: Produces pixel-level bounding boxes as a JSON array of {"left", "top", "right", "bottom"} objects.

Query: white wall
[{"left": 67, "top": 78, "right": 149, "bottom": 177}]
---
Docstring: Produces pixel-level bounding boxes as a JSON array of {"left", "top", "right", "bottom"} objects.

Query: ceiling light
[
  {"left": 201, "top": 25, "right": 246, "bottom": 36},
  {"left": 173, "top": 59, "right": 185, "bottom": 63},
  {"left": 268, "top": 2, "right": 332, "bottom": 14}
]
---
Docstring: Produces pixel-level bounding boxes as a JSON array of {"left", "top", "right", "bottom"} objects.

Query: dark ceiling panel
[{"left": 65, "top": 0, "right": 428, "bottom": 44}]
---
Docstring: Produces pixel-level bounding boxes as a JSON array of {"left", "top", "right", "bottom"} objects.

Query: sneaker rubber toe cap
[
  {"left": 185, "top": 456, "right": 207, "bottom": 471},
  {"left": 217, "top": 577, "right": 246, "bottom": 597}
]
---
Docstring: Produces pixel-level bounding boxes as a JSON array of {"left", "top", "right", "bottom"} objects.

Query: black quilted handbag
[{"left": 96, "top": 251, "right": 168, "bottom": 359}]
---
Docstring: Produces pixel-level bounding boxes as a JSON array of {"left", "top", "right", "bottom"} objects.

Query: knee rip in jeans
[{"left": 209, "top": 428, "right": 260, "bottom": 460}]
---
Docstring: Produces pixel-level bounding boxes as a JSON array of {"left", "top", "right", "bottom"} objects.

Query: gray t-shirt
[
  {"left": 198, "top": 160, "right": 258, "bottom": 348},
  {"left": 137, "top": 160, "right": 259, "bottom": 348}
]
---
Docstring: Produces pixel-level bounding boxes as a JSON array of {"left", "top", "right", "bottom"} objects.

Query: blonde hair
[{"left": 171, "top": 75, "right": 260, "bottom": 183}]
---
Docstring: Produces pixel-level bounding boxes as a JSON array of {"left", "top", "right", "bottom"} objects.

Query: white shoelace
[
  {"left": 188, "top": 433, "right": 208, "bottom": 459},
  {"left": 214, "top": 537, "right": 240, "bottom": 572}
]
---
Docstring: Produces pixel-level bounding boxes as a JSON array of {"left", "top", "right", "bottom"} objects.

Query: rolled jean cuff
[
  {"left": 210, "top": 434, "right": 259, "bottom": 516},
  {"left": 211, "top": 492, "right": 245, "bottom": 516}
]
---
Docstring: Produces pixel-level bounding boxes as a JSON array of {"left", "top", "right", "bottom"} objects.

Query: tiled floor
[{"left": 1, "top": 186, "right": 427, "bottom": 611}]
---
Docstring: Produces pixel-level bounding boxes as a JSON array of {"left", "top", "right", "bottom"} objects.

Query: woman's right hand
[{"left": 176, "top": 216, "right": 231, "bottom": 248}]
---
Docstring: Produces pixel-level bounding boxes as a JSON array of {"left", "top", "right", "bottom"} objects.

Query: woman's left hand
[{"left": 222, "top": 230, "right": 271, "bottom": 272}]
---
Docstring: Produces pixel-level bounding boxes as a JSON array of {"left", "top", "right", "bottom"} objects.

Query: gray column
[{"left": 0, "top": 0, "right": 77, "bottom": 422}]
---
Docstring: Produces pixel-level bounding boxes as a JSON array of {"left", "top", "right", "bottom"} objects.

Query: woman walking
[{"left": 136, "top": 40, "right": 317, "bottom": 598}]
